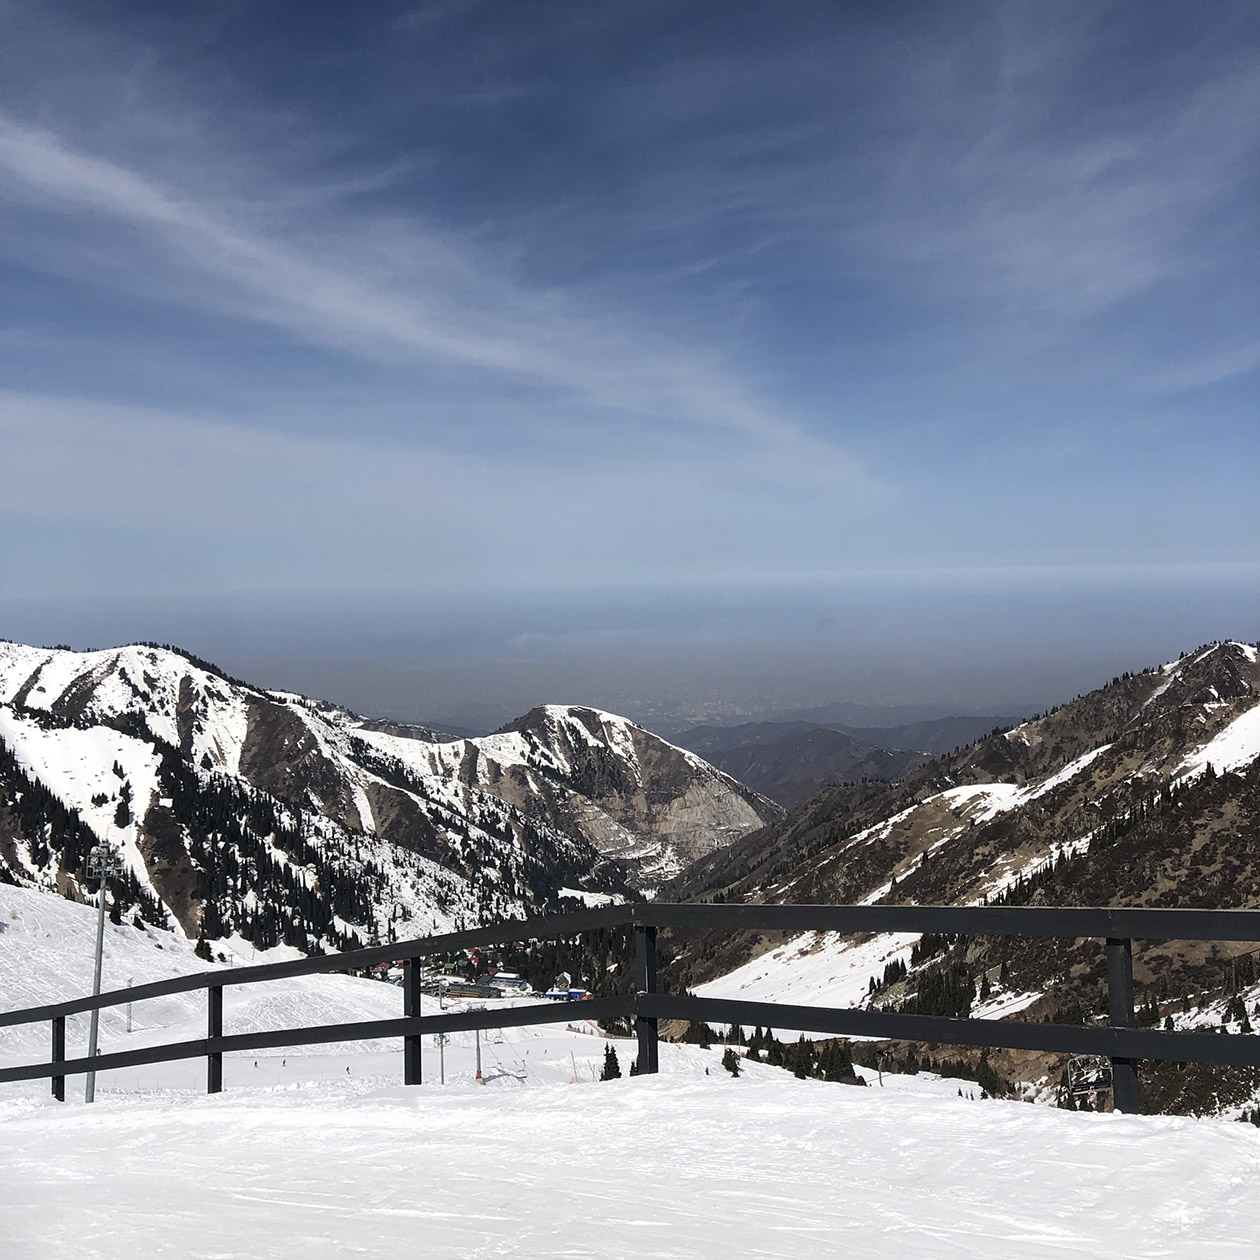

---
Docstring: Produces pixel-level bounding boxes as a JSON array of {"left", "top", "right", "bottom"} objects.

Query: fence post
[
  {"left": 207, "top": 985, "right": 223, "bottom": 1095},
  {"left": 404, "top": 957, "right": 422, "bottom": 1085},
  {"left": 51, "top": 1016, "right": 65, "bottom": 1102},
  {"left": 1106, "top": 938, "right": 1139, "bottom": 1113},
  {"left": 635, "top": 924, "right": 659, "bottom": 1075}
]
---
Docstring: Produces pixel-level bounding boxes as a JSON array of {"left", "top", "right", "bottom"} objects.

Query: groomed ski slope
[
  {"left": 4, "top": 1062, "right": 1260, "bottom": 1259},
  {"left": 4, "top": 887, "right": 1260, "bottom": 1258}
]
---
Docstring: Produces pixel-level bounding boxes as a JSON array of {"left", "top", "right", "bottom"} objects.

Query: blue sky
[{"left": 0, "top": 1, "right": 1256, "bottom": 727}]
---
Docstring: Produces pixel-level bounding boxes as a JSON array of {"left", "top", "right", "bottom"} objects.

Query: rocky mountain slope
[
  {"left": 666, "top": 641, "right": 1260, "bottom": 1112},
  {"left": 674, "top": 721, "right": 928, "bottom": 807},
  {"left": 839, "top": 715, "right": 1023, "bottom": 757},
  {"left": 0, "top": 641, "right": 777, "bottom": 953}
]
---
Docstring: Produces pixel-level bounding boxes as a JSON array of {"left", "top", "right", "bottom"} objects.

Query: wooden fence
[{"left": 5, "top": 902, "right": 1260, "bottom": 1112}]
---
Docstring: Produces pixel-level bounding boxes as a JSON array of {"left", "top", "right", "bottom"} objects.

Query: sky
[{"left": 0, "top": 1, "right": 1256, "bottom": 731}]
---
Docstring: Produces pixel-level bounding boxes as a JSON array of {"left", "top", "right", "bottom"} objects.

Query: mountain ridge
[
  {"left": 661, "top": 641, "right": 1260, "bottom": 1110},
  {"left": 683, "top": 726, "right": 928, "bottom": 808},
  {"left": 673, "top": 715, "right": 1023, "bottom": 808},
  {"left": 0, "top": 640, "right": 778, "bottom": 954}
]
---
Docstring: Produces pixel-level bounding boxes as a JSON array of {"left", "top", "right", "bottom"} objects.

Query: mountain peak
[{"left": 0, "top": 639, "right": 777, "bottom": 950}]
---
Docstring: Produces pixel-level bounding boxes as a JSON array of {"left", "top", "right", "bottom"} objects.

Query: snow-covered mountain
[
  {"left": 0, "top": 641, "right": 778, "bottom": 952},
  {"left": 671, "top": 641, "right": 1260, "bottom": 1114}
]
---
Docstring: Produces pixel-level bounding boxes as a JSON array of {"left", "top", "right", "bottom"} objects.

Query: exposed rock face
[
  {"left": 0, "top": 641, "right": 776, "bottom": 947},
  {"left": 136, "top": 800, "right": 202, "bottom": 937},
  {"left": 239, "top": 697, "right": 365, "bottom": 832},
  {"left": 358, "top": 780, "right": 458, "bottom": 869},
  {"left": 465, "top": 706, "right": 780, "bottom": 888}
]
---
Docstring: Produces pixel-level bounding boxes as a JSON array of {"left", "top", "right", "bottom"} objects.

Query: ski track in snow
[{"left": 0, "top": 884, "right": 411, "bottom": 1062}]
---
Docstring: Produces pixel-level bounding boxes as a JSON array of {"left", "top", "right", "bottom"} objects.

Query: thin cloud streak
[
  {"left": 536, "top": 11, "right": 1260, "bottom": 395},
  {"left": 0, "top": 112, "right": 871, "bottom": 473},
  {"left": 864, "top": 51, "right": 1260, "bottom": 326},
  {"left": 0, "top": 390, "right": 892, "bottom": 596}
]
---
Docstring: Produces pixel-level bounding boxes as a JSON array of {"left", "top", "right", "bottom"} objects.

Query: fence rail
[{"left": 3, "top": 902, "right": 1259, "bottom": 1111}]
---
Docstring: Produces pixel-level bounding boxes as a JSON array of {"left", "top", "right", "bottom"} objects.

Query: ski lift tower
[{"left": 84, "top": 839, "right": 124, "bottom": 1103}]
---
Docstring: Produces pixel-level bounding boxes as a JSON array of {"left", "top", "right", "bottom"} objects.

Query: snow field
[
  {"left": 3, "top": 1057, "right": 1260, "bottom": 1259},
  {"left": 1178, "top": 701, "right": 1260, "bottom": 779},
  {"left": 694, "top": 929, "right": 919, "bottom": 1015},
  {"left": 0, "top": 883, "right": 219, "bottom": 1060},
  {"left": 7, "top": 881, "right": 1260, "bottom": 1255},
  {"left": 0, "top": 884, "right": 613, "bottom": 1094},
  {"left": 0, "top": 643, "right": 252, "bottom": 774},
  {"left": 0, "top": 708, "right": 163, "bottom": 893}
]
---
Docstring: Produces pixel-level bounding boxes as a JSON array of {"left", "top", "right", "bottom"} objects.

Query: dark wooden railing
[{"left": 4, "top": 902, "right": 1260, "bottom": 1112}]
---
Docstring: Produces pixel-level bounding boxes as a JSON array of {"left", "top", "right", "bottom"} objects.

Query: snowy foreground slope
[
  {"left": 5, "top": 889, "right": 1260, "bottom": 1258},
  {"left": 0, "top": 883, "right": 410, "bottom": 1066},
  {"left": 4, "top": 1064, "right": 1260, "bottom": 1259}
]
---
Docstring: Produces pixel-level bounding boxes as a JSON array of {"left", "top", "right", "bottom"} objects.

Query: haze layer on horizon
[
  {"left": 3, "top": 570, "right": 1255, "bottom": 735},
  {"left": 1, "top": 3, "right": 1256, "bottom": 733}
]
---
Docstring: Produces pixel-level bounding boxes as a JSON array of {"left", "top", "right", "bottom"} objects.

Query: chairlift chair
[{"left": 1060, "top": 1054, "right": 1113, "bottom": 1109}]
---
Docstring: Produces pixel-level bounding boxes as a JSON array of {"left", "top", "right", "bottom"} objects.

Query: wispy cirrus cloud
[
  {"left": 0, "top": 0, "right": 1254, "bottom": 621},
  {"left": 871, "top": 64, "right": 1260, "bottom": 323},
  {"left": 0, "top": 111, "right": 878, "bottom": 482},
  {"left": 588, "top": 8, "right": 1259, "bottom": 368}
]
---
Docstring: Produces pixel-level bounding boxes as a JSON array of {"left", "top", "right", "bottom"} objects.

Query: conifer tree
[
  {"left": 601, "top": 1044, "right": 622, "bottom": 1080},
  {"left": 684, "top": 1019, "right": 713, "bottom": 1048}
]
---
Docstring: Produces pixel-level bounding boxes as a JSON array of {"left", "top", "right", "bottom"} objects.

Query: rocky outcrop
[
  {"left": 240, "top": 696, "right": 365, "bottom": 832},
  {"left": 452, "top": 705, "right": 780, "bottom": 889}
]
